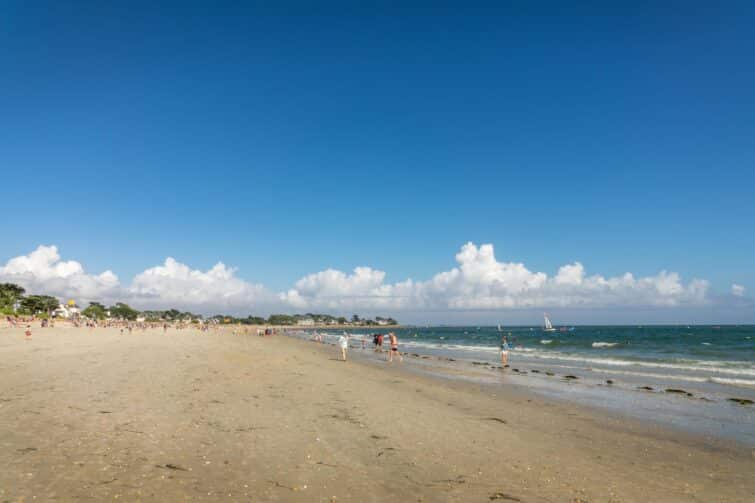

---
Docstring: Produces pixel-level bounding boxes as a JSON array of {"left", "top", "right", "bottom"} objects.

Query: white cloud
[
  {"left": 282, "top": 242, "right": 710, "bottom": 311},
  {"left": 128, "top": 257, "right": 274, "bottom": 312},
  {"left": 731, "top": 284, "right": 745, "bottom": 297},
  {"left": 0, "top": 246, "right": 273, "bottom": 312},
  {"left": 0, "top": 242, "right": 714, "bottom": 315},
  {"left": 280, "top": 267, "right": 414, "bottom": 311},
  {"left": 0, "top": 245, "right": 120, "bottom": 301}
]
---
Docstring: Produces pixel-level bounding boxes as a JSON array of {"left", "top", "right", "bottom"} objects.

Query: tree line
[
  {"left": 0, "top": 282, "right": 398, "bottom": 325},
  {"left": 0, "top": 283, "right": 58, "bottom": 316}
]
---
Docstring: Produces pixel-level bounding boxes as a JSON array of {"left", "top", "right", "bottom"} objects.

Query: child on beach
[{"left": 338, "top": 332, "right": 350, "bottom": 361}]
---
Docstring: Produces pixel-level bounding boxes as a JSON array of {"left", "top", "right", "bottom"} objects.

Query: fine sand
[{"left": 1, "top": 325, "right": 753, "bottom": 502}]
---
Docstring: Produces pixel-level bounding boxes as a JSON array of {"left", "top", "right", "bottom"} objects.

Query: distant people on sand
[
  {"left": 388, "top": 332, "right": 402, "bottom": 363},
  {"left": 338, "top": 332, "right": 350, "bottom": 361}
]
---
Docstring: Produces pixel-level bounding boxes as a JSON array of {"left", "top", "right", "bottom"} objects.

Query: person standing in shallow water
[{"left": 500, "top": 335, "right": 510, "bottom": 367}]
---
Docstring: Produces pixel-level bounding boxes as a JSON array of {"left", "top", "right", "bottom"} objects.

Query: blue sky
[{"left": 1, "top": 2, "right": 753, "bottom": 322}]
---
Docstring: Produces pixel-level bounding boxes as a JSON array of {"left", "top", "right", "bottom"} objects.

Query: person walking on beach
[
  {"left": 376, "top": 333, "right": 384, "bottom": 352},
  {"left": 338, "top": 332, "right": 350, "bottom": 361},
  {"left": 500, "top": 335, "right": 510, "bottom": 367},
  {"left": 388, "top": 332, "right": 403, "bottom": 363}
]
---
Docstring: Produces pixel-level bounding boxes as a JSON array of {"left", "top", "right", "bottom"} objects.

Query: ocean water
[
  {"left": 293, "top": 325, "right": 755, "bottom": 443},
  {"left": 336, "top": 325, "right": 755, "bottom": 386}
]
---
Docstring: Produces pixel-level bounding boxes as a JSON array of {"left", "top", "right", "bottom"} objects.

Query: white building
[
  {"left": 53, "top": 303, "right": 81, "bottom": 319},
  {"left": 297, "top": 318, "right": 315, "bottom": 326}
]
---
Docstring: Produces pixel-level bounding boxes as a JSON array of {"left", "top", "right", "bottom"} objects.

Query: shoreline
[
  {"left": 287, "top": 327, "right": 755, "bottom": 445},
  {"left": 1, "top": 325, "right": 753, "bottom": 501}
]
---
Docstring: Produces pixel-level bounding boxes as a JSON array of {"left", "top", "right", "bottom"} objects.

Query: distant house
[
  {"left": 297, "top": 318, "right": 315, "bottom": 326},
  {"left": 377, "top": 319, "right": 390, "bottom": 326},
  {"left": 53, "top": 303, "right": 81, "bottom": 319}
]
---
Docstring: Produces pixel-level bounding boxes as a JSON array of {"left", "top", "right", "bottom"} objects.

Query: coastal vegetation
[{"left": 0, "top": 282, "right": 398, "bottom": 325}]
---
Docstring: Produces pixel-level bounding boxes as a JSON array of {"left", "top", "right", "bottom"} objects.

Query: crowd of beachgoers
[{"left": 3, "top": 316, "right": 520, "bottom": 372}]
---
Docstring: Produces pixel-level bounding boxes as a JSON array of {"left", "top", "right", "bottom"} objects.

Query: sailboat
[
  {"left": 542, "top": 313, "right": 556, "bottom": 332},
  {"left": 497, "top": 324, "right": 503, "bottom": 333}
]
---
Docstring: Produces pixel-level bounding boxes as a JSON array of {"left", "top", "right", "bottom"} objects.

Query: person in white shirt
[{"left": 338, "top": 332, "right": 350, "bottom": 361}]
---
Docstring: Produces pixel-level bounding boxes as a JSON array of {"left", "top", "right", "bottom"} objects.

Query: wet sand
[{"left": 1, "top": 325, "right": 753, "bottom": 502}]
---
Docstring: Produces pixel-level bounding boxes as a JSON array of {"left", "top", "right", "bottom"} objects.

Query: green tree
[
  {"left": 82, "top": 301, "right": 107, "bottom": 319},
  {"left": 108, "top": 302, "right": 139, "bottom": 321},
  {"left": 20, "top": 295, "right": 59, "bottom": 316},
  {"left": 351, "top": 314, "right": 360, "bottom": 323},
  {"left": 267, "top": 314, "right": 296, "bottom": 325},
  {"left": 0, "top": 283, "right": 25, "bottom": 311},
  {"left": 242, "top": 316, "right": 266, "bottom": 325}
]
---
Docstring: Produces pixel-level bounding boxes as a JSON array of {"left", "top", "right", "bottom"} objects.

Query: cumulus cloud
[
  {"left": 282, "top": 242, "right": 710, "bottom": 311},
  {"left": 1, "top": 242, "right": 714, "bottom": 315},
  {"left": 129, "top": 257, "right": 274, "bottom": 311},
  {"left": 280, "top": 267, "right": 415, "bottom": 311},
  {"left": 0, "top": 245, "right": 273, "bottom": 312},
  {"left": 0, "top": 245, "right": 120, "bottom": 301},
  {"left": 731, "top": 284, "right": 745, "bottom": 297}
]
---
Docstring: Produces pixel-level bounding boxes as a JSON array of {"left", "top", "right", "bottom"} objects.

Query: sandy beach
[{"left": 1, "top": 325, "right": 753, "bottom": 502}]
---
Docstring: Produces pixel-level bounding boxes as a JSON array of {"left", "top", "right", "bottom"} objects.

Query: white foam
[
  {"left": 598, "top": 368, "right": 710, "bottom": 382},
  {"left": 592, "top": 342, "right": 619, "bottom": 348},
  {"left": 522, "top": 353, "right": 755, "bottom": 377},
  {"left": 540, "top": 339, "right": 553, "bottom": 344},
  {"left": 345, "top": 335, "right": 755, "bottom": 379},
  {"left": 709, "top": 377, "right": 755, "bottom": 388}
]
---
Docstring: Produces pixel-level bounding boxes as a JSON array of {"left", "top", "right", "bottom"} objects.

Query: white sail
[
  {"left": 543, "top": 314, "right": 554, "bottom": 330},
  {"left": 497, "top": 324, "right": 502, "bottom": 332}
]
